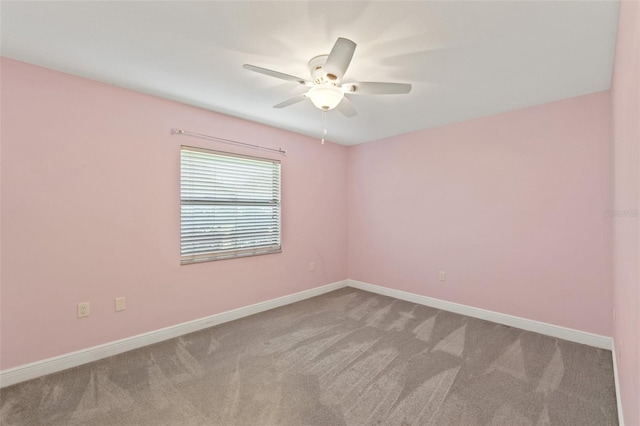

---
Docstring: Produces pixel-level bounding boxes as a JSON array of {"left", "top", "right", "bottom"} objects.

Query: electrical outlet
[
  {"left": 77, "top": 302, "right": 90, "bottom": 318},
  {"left": 115, "top": 297, "right": 126, "bottom": 312},
  {"left": 309, "top": 262, "right": 315, "bottom": 272},
  {"left": 439, "top": 271, "right": 446, "bottom": 281}
]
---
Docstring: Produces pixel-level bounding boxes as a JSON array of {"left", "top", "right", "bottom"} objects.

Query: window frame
[{"left": 180, "top": 145, "right": 282, "bottom": 265}]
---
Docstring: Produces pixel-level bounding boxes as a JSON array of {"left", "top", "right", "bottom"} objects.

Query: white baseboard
[
  {"left": 0, "top": 280, "right": 348, "bottom": 388},
  {"left": 347, "top": 279, "right": 613, "bottom": 350},
  {"left": 611, "top": 342, "right": 625, "bottom": 426}
]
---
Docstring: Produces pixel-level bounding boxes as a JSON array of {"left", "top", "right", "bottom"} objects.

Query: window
[{"left": 180, "top": 146, "right": 281, "bottom": 264}]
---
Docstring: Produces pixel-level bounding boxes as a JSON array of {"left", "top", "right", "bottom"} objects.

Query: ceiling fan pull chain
[{"left": 321, "top": 110, "right": 327, "bottom": 145}]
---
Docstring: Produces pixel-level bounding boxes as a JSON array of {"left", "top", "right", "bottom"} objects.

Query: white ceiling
[{"left": 1, "top": 1, "right": 619, "bottom": 145}]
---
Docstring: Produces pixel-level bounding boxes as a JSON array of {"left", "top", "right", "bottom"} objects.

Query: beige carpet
[{"left": 0, "top": 288, "right": 618, "bottom": 425}]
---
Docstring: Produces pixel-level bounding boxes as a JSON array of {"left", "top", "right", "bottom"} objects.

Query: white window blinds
[{"left": 180, "top": 146, "right": 281, "bottom": 264}]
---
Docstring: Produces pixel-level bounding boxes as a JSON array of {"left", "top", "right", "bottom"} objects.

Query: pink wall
[
  {"left": 612, "top": 1, "right": 640, "bottom": 424},
  {"left": 348, "top": 92, "right": 613, "bottom": 336},
  {"left": 0, "top": 58, "right": 348, "bottom": 370}
]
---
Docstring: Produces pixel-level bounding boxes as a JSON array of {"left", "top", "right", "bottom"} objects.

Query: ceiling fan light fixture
[
  {"left": 307, "top": 84, "right": 344, "bottom": 111},
  {"left": 244, "top": 37, "right": 412, "bottom": 118}
]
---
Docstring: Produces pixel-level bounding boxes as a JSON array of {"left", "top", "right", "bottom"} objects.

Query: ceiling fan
[{"left": 243, "top": 37, "right": 412, "bottom": 118}]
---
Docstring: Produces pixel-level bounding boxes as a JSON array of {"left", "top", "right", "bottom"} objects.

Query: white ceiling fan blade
[
  {"left": 243, "top": 64, "right": 312, "bottom": 86},
  {"left": 336, "top": 96, "right": 357, "bottom": 118},
  {"left": 344, "top": 82, "right": 412, "bottom": 95},
  {"left": 323, "top": 38, "right": 356, "bottom": 81},
  {"left": 273, "top": 94, "right": 308, "bottom": 108}
]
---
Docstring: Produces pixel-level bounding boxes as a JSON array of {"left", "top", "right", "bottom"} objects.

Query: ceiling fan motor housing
[{"left": 308, "top": 55, "right": 338, "bottom": 85}]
